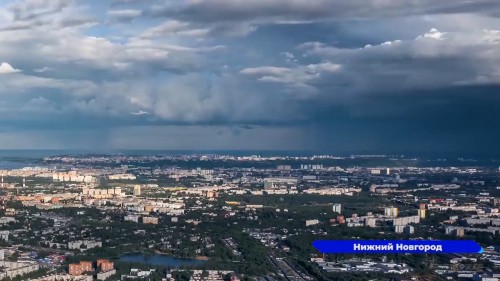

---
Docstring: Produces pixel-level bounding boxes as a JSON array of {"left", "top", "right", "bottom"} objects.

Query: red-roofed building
[{"left": 97, "top": 259, "right": 114, "bottom": 272}]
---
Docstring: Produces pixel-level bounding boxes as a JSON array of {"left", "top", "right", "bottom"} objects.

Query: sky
[{"left": 0, "top": 0, "right": 499, "bottom": 155}]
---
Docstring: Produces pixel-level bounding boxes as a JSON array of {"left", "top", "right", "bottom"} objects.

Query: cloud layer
[{"left": 0, "top": 0, "right": 498, "bottom": 152}]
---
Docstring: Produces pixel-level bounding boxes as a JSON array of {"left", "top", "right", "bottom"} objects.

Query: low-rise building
[
  {"left": 68, "top": 240, "right": 102, "bottom": 250},
  {"left": 142, "top": 217, "right": 159, "bottom": 224},
  {"left": 0, "top": 261, "right": 40, "bottom": 279},
  {"left": 306, "top": 219, "right": 320, "bottom": 226}
]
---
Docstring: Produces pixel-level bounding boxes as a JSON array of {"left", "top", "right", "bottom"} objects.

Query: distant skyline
[{"left": 0, "top": 0, "right": 498, "bottom": 154}]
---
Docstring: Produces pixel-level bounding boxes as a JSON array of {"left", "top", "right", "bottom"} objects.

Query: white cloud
[
  {"left": 482, "top": 29, "right": 500, "bottom": 44},
  {"left": 131, "top": 110, "right": 150, "bottom": 115},
  {"left": 416, "top": 28, "right": 447, "bottom": 40},
  {"left": 141, "top": 20, "right": 191, "bottom": 38},
  {"left": 296, "top": 28, "right": 500, "bottom": 95},
  {"left": 306, "top": 62, "right": 341, "bottom": 73},
  {"left": 0, "top": 73, "right": 95, "bottom": 92},
  {"left": 0, "top": 62, "right": 20, "bottom": 74},
  {"left": 107, "top": 9, "right": 142, "bottom": 22},
  {"left": 282, "top": 52, "right": 298, "bottom": 62},
  {"left": 240, "top": 66, "right": 290, "bottom": 76},
  {"left": 240, "top": 62, "right": 341, "bottom": 91}
]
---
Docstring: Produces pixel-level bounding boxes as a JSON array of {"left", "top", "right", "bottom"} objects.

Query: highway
[{"left": 268, "top": 254, "right": 310, "bottom": 281}]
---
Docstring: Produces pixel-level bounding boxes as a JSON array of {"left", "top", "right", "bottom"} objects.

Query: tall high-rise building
[
  {"left": 69, "top": 261, "right": 93, "bottom": 276},
  {"left": 418, "top": 209, "right": 426, "bottom": 219},
  {"left": 446, "top": 227, "right": 465, "bottom": 237},
  {"left": 97, "top": 259, "right": 114, "bottom": 272},
  {"left": 68, "top": 264, "right": 82, "bottom": 276},
  {"left": 133, "top": 185, "right": 141, "bottom": 196},
  {"left": 394, "top": 225, "right": 405, "bottom": 233},
  {"left": 385, "top": 207, "right": 398, "bottom": 218},
  {"left": 332, "top": 203, "right": 342, "bottom": 214},
  {"left": 418, "top": 203, "right": 426, "bottom": 219}
]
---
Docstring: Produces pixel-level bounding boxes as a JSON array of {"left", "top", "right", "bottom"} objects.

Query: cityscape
[
  {"left": 0, "top": 0, "right": 499, "bottom": 280},
  {"left": 0, "top": 153, "right": 497, "bottom": 280}
]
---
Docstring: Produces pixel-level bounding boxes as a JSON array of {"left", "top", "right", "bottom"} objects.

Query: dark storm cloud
[
  {"left": 151, "top": 0, "right": 500, "bottom": 23},
  {"left": 303, "top": 85, "right": 500, "bottom": 155},
  {"left": 0, "top": 0, "right": 498, "bottom": 151}
]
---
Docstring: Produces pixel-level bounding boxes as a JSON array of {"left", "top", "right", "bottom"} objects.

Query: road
[{"left": 268, "top": 254, "right": 310, "bottom": 281}]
